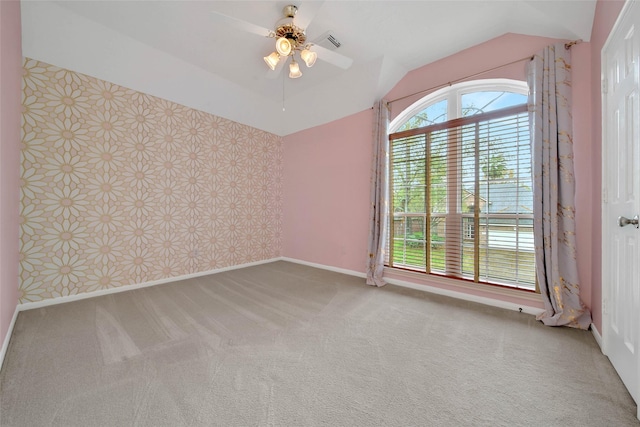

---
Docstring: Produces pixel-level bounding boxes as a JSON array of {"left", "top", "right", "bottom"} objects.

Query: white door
[{"left": 602, "top": 0, "right": 640, "bottom": 418}]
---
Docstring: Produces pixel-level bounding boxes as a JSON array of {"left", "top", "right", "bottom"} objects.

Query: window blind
[{"left": 388, "top": 104, "right": 535, "bottom": 290}]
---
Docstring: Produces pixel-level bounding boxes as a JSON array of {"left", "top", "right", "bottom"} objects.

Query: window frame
[
  {"left": 390, "top": 79, "right": 529, "bottom": 133},
  {"left": 387, "top": 79, "right": 535, "bottom": 292}
]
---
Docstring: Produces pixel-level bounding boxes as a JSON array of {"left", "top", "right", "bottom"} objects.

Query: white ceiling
[{"left": 21, "top": 1, "right": 597, "bottom": 136}]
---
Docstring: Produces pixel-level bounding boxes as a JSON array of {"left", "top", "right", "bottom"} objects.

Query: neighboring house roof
[
  {"left": 466, "top": 180, "right": 534, "bottom": 215},
  {"left": 468, "top": 181, "right": 535, "bottom": 252}
]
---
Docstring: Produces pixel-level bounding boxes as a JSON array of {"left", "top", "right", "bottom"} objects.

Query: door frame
[{"left": 601, "top": 0, "right": 640, "bottom": 418}]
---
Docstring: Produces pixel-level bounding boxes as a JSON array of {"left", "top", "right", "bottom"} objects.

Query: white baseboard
[
  {"left": 17, "top": 256, "right": 542, "bottom": 317},
  {"left": 0, "top": 306, "right": 20, "bottom": 372},
  {"left": 280, "top": 257, "right": 544, "bottom": 316},
  {"left": 384, "top": 276, "right": 544, "bottom": 316},
  {"left": 279, "top": 257, "right": 367, "bottom": 279},
  {"left": 18, "top": 258, "right": 281, "bottom": 312},
  {"left": 590, "top": 323, "right": 604, "bottom": 352}
]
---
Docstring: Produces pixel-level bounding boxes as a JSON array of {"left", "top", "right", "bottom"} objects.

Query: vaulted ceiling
[{"left": 21, "top": 1, "right": 597, "bottom": 136}]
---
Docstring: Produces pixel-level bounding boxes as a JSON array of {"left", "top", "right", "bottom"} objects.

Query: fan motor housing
[{"left": 275, "top": 23, "right": 306, "bottom": 48}]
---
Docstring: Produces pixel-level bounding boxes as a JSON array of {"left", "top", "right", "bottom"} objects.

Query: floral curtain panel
[
  {"left": 366, "top": 100, "right": 389, "bottom": 287},
  {"left": 528, "top": 43, "right": 592, "bottom": 329}
]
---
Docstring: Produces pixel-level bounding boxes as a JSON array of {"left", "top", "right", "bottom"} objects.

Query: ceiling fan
[{"left": 211, "top": 4, "right": 353, "bottom": 79}]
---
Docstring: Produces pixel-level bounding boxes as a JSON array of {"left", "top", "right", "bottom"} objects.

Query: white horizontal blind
[{"left": 388, "top": 104, "right": 535, "bottom": 290}]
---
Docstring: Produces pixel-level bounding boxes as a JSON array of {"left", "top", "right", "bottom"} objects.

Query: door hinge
[{"left": 602, "top": 78, "right": 608, "bottom": 94}]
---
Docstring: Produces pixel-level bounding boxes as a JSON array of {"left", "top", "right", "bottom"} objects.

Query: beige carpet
[{"left": 0, "top": 261, "right": 637, "bottom": 426}]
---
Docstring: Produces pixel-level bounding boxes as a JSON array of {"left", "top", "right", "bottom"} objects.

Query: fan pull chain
[{"left": 282, "top": 68, "right": 286, "bottom": 112}]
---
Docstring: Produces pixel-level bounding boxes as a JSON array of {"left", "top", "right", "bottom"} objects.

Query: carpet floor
[{"left": 0, "top": 261, "right": 638, "bottom": 426}]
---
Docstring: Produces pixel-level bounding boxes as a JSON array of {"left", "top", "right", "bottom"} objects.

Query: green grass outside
[{"left": 391, "top": 239, "right": 536, "bottom": 289}]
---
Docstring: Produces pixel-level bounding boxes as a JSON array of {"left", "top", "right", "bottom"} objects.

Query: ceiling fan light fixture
[
  {"left": 289, "top": 59, "right": 302, "bottom": 78},
  {"left": 300, "top": 48, "right": 317, "bottom": 68},
  {"left": 275, "top": 37, "right": 292, "bottom": 56},
  {"left": 264, "top": 52, "right": 280, "bottom": 70}
]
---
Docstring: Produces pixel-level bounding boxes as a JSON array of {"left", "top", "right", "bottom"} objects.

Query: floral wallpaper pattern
[{"left": 19, "top": 58, "right": 282, "bottom": 303}]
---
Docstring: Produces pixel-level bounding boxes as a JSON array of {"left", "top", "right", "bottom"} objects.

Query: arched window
[
  {"left": 391, "top": 79, "right": 528, "bottom": 131},
  {"left": 388, "top": 79, "right": 534, "bottom": 290}
]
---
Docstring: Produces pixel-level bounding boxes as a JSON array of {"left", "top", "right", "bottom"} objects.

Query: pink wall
[
  {"left": 386, "top": 34, "right": 561, "bottom": 121},
  {"left": 283, "top": 32, "right": 597, "bottom": 310},
  {"left": 589, "top": 0, "right": 625, "bottom": 333},
  {"left": 572, "top": 42, "right": 593, "bottom": 311},
  {"left": 0, "top": 0, "right": 22, "bottom": 355},
  {"left": 283, "top": 109, "right": 372, "bottom": 272}
]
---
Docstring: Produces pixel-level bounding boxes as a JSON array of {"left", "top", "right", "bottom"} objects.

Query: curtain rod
[
  {"left": 387, "top": 55, "right": 533, "bottom": 105},
  {"left": 564, "top": 39, "right": 582, "bottom": 49},
  {"left": 387, "top": 39, "right": 582, "bottom": 106}
]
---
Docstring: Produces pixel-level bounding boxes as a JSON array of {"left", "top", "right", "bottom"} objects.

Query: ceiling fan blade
[
  {"left": 210, "top": 10, "right": 272, "bottom": 37},
  {"left": 312, "top": 45, "right": 353, "bottom": 70},
  {"left": 295, "top": 1, "right": 325, "bottom": 30},
  {"left": 266, "top": 57, "right": 286, "bottom": 79}
]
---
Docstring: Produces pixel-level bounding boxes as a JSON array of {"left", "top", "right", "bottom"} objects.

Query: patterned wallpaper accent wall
[{"left": 19, "top": 58, "right": 282, "bottom": 303}]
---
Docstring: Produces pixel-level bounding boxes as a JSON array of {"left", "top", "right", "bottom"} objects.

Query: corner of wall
[{"left": 0, "top": 0, "right": 23, "bottom": 367}]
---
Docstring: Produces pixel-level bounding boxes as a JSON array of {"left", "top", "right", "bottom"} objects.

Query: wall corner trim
[
  {"left": 590, "top": 323, "right": 604, "bottom": 352},
  {"left": 0, "top": 306, "right": 20, "bottom": 374}
]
